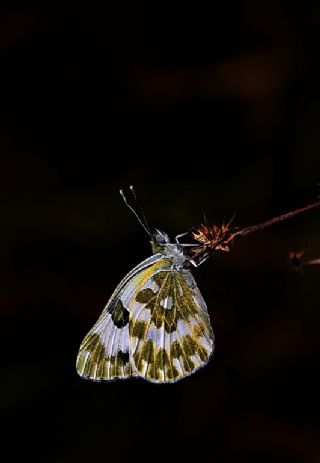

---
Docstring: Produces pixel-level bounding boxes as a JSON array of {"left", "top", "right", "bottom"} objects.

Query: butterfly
[
  {"left": 76, "top": 187, "right": 320, "bottom": 383},
  {"left": 76, "top": 187, "right": 214, "bottom": 383}
]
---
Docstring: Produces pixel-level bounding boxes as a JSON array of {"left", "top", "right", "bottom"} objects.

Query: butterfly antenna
[
  {"left": 129, "top": 185, "right": 137, "bottom": 201},
  {"left": 129, "top": 185, "right": 151, "bottom": 235},
  {"left": 120, "top": 187, "right": 151, "bottom": 236}
]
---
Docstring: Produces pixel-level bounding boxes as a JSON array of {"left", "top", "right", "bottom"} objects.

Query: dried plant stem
[{"left": 237, "top": 200, "right": 320, "bottom": 238}]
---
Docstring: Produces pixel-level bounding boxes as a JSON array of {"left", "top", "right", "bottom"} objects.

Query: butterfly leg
[
  {"left": 175, "top": 233, "right": 202, "bottom": 248},
  {"left": 175, "top": 232, "right": 188, "bottom": 245},
  {"left": 187, "top": 251, "right": 213, "bottom": 267},
  {"left": 175, "top": 232, "right": 189, "bottom": 252},
  {"left": 175, "top": 233, "right": 202, "bottom": 247}
]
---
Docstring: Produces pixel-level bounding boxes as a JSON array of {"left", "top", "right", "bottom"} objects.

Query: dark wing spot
[
  {"left": 171, "top": 341, "right": 184, "bottom": 358},
  {"left": 135, "top": 288, "right": 156, "bottom": 303},
  {"left": 132, "top": 320, "right": 148, "bottom": 339},
  {"left": 108, "top": 299, "right": 129, "bottom": 328},
  {"left": 118, "top": 351, "right": 130, "bottom": 365},
  {"left": 134, "top": 340, "right": 154, "bottom": 373},
  {"left": 152, "top": 271, "right": 168, "bottom": 287}
]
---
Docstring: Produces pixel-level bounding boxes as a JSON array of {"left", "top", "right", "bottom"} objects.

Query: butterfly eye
[
  {"left": 153, "top": 230, "right": 170, "bottom": 244},
  {"left": 156, "top": 235, "right": 166, "bottom": 244}
]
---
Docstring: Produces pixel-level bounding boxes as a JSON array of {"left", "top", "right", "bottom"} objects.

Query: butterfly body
[{"left": 76, "top": 230, "right": 214, "bottom": 383}]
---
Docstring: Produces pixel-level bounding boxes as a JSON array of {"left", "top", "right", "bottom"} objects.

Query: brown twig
[
  {"left": 236, "top": 200, "right": 320, "bottom": 238},
  {"left": 191, "top": 199, "right": 320, "bottom": 259}
]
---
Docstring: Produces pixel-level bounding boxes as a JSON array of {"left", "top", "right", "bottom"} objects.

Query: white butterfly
[{"left": 76, "top": 187, "right": 214, "bottom": 383}]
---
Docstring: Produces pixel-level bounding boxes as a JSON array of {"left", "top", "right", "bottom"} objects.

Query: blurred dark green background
[{"left": 1, "top": 2, "right": 320, "bottom": 462}]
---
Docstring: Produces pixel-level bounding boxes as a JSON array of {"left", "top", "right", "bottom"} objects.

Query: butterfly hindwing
[
  {"left": 130, "top": 261, "right": 214, "bottom": 383},
  {"left": 76, "top": 254, "right": 163, "bottom": 381}
]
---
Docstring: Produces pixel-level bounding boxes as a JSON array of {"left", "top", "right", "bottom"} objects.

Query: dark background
[{"left": 1, "top": 1, "right": 320, "bottom": 462}]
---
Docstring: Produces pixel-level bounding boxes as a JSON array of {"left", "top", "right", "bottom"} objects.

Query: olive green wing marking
[
  {"left": 76, "top": 295, "right": 133, "bottom": 381},
  {"left": 76, "top": 254, "right": 163, "bottom": 381},
  {"left": 130, "top": 266, "right": 214, "bottom": 383}
]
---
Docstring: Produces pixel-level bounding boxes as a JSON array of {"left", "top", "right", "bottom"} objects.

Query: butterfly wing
[
  {"left": 76, "top": 254, "right": 164, "bottom": 381},
  {"left": 130, "top": 262, "right": 214, "bottom": 383}
]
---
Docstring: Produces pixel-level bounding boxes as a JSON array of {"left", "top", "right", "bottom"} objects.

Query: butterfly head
[{"left": 151, "top": 229, "right": 170, "bottom": 253}]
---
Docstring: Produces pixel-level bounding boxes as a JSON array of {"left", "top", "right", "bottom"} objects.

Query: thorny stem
[{"left": 232, "top": 199, "right": 320, "bottom": 240}]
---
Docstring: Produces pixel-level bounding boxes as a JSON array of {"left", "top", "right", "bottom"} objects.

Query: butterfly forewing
[
  {"left": 130, "top": 261, "right": 214, "bottom": 383},
  {"left": 76, "top": 255, "right": 163, "bottom": 381}
]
